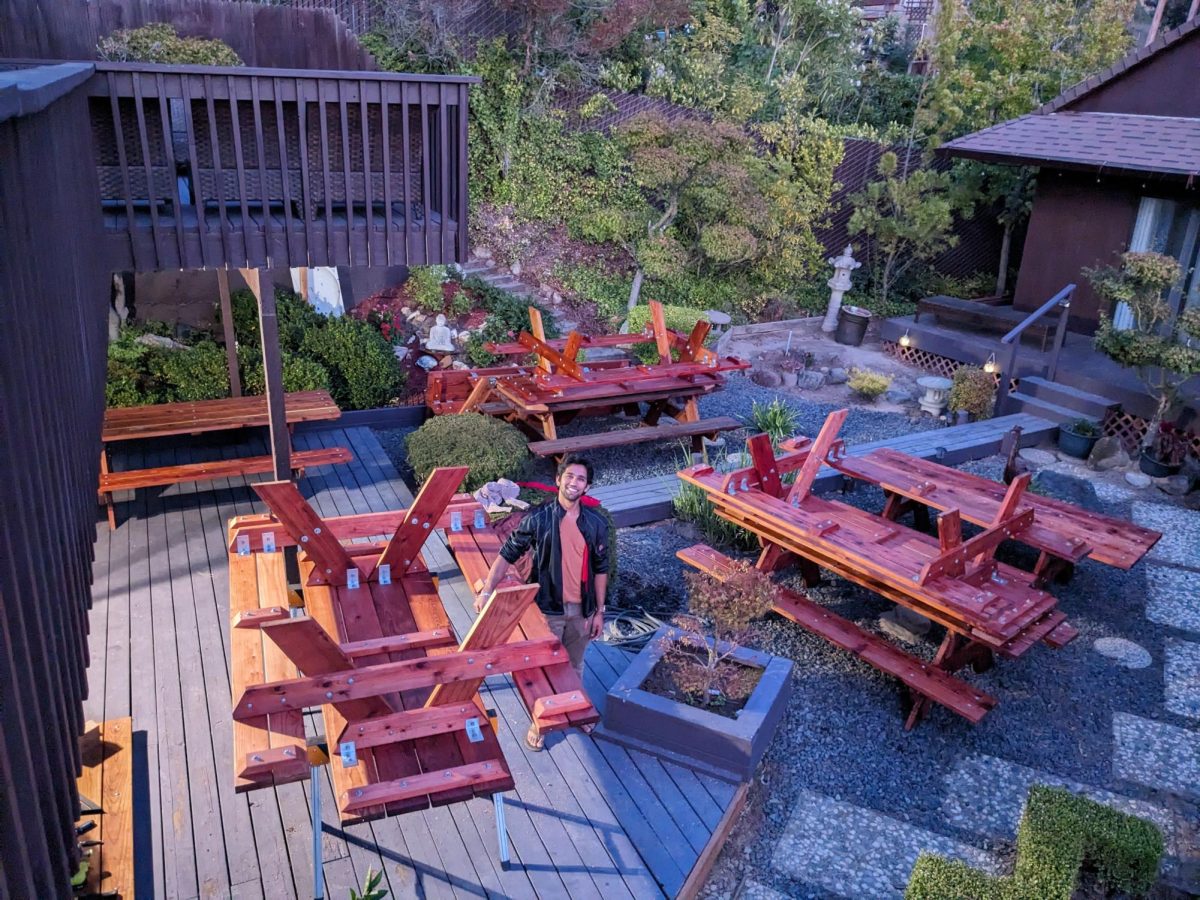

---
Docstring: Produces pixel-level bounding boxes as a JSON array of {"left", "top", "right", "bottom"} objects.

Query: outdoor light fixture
[
  {"left": 899, "top": 329, "right": 911, "bottom": 347},
  {"left": 983, "top": 353, "right": 998, "bottom": 374}
]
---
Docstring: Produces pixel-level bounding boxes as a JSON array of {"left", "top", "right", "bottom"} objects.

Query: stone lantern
[{"left": 822, "top": 245, "right": 861, "bottom": 333}]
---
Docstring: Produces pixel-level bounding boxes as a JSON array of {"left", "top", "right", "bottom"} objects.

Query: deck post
[
  {"left": 994, "top": 342, "right": 1018, "bottom": 417},
  {"left": 241, "top": 267, "right": 291, "bottom": 480},
  {"left": 1045, "top": 290, "right": 1073, "bottom": 382},
  {"left": 217, "top": 268, "right": 242, "bottom": 397}
]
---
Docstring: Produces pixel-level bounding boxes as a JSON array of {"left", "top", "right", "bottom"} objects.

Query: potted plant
[
  {"left": 1140, "top": 424, "right": 1189, "bottom": 477},
  {"left": 597, "top": 563, "right": 793, "bottom": 782},
  {"left": 1057, "top": 418, "right": 1102, "bottom": 459},
  {"left": 778, "top": 354, "right": 804, "bottom": 387},
  {"left": 1088, "top": 251, "right": 1200, "bottom": 474},
  {"left": 948, "top": 366, "right": 995, "bottom": 423}
]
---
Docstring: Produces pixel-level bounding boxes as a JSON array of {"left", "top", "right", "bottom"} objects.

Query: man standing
[{"left": 473, "top": 455, "right": 609, "bottom": 751}]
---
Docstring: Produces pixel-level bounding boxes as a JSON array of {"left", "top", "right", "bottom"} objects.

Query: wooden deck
[{"left": 86, "top": 425, "right": 736, "bottom": 899}]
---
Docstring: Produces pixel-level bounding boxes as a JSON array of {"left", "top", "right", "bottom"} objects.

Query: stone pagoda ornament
[{"left": 822, "top": 245, "right": 861, "bottom": 333}]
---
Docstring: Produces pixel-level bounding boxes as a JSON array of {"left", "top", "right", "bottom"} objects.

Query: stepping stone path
[
  {"left": 1145, "top": 565, "right": 1200, "bottom": 634},
  {"left": 1133, "top": 500, "right": 1200, "bottom": 567},
  {"left": 1113, "top": 712, "right": 1200, "bottom": 801},
  {"left": 1091, "top": 636, "right": 1153, "bottom": 669},
  {"left": 939, "top": 753, "right": 1187, "bottom": 874},
  {"left": 1018, "top": 447, "right": 1057, "bottom": 465},
  {"left": 771, "top": 790, "right": 1001, "bottom": 899},
  {"left": 1164, "top": 639, "right": 1200, "bottom": 719}
]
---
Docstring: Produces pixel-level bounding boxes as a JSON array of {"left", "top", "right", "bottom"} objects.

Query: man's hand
[
  {"left": 473, "top": 589, "right": 490, "bottom": 613},
  {"left": 589, "top": 607, "right": 605, "bottom": 639}
]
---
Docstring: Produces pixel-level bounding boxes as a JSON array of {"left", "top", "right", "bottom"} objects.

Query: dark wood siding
[
  {"left": 1012, "top": 170, "right": 1140, "bottom": 331},
  {"left": 0, "top": 0, "right": 376, "bottom": 71},
  {"left": 0, "top": 64, "right": 112, "bottom": 898},
  {"left": 1064, "top": 31, "right": 1200, "bottom": 118}
]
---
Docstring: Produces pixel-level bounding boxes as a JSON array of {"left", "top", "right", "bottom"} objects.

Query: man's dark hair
[{"left": 556, "top": 454, "right": 595, "bottom": 485}]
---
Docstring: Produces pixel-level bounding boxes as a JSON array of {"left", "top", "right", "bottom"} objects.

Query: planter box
[{"left": 596, "top": 626, "right": 793, "bottom": 783}]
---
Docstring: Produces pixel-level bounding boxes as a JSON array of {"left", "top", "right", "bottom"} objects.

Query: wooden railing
[
  {"left": 994, "top": 283, "right": 1076, "bottom": 415},
  {"left": 78, "top": 61, "right": 476, "bottom": 271}
]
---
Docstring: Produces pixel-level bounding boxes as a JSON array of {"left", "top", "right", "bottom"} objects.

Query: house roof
[
  {"left": 940, "top": 111, "right": 1200, "bottom": 178},
  {"left": 1040, "top": 16, "right": 1200, "bottom": 114}
]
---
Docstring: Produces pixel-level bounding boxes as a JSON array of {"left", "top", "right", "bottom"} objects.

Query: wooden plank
[
  {"left": 746, "top": 432, "right": 783, "bottom": 498},
  {"left": 649, "top": 300, "right": 671, "bottom": 364},
  {"left": 785, "top": 408, "right": 848, "bottom": 504},
  {"left": 252, "top": 480, "right": 357, "bottom": 586},
  {"left": 527, "top": 417, "right": 741, "bottom": 458},
  {"left": 676, "top": 783, "right": 749, "bottom": 900},
  {"left": 338, "top": 703, "right": 480, "bottom": 750},
  {"left": 340, "top": 628, "right": 457, "bottom": 658},
  {"left": 529, "top": 306, "right": 552, "bottom": 374},
  {"left": 77, "top": 718, "right": 135, "bottom": 900},
  {"left": 376, "top": 465, "right": 467, "bottom": 575},
  {"left": 100, "top": 446, "right": 351, "bottom": 493}
]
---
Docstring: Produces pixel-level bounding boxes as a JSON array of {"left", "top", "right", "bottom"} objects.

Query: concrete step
[
  {"left": 1017, "top": 376, "right": 1118, "bottom": 419},
  {"left": 1006, "top": 392, "right": 1086, "bottom": 425}
]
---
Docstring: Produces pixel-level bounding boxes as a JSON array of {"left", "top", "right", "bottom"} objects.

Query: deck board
[{"left": 86, "top": 425, "right": 731, "bottom": 898}]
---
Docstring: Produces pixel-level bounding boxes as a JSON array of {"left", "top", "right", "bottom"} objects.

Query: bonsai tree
[
  {"left": 663, "top": 564, "right": 776, "bottom": 707},
  {"left": 1089, "top": 251, "right": 1200, "bottom": 456}
]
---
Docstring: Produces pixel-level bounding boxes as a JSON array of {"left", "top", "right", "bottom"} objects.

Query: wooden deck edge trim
[
  {"left": 675, "top": 782, "right": 750, "bottom": 900},
  {"left": 77, "top": 717, "right": 136, "bottom": 900}
]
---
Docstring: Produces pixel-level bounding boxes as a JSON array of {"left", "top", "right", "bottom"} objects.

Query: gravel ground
[
  {"left": 690, "top": 459, "right": 1200, "bottom": 898},
  {"left": 374, "top": 373, "right": 941, "bottom": 491}
]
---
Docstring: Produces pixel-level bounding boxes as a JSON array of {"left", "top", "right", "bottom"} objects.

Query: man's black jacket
[{"left": 498, "top": 499, "right": 609, "bottom": 617}]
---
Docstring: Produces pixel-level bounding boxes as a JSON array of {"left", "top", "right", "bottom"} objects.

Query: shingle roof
[
  {"left": 1040, "top": 16, "right": 1200, "bottom": 114},
  {"left": 940, "top": 111, "right": 1200, "bottom": 178}
]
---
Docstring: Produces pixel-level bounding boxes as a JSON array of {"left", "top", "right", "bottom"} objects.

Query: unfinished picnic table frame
[
  {"left": 226, "top": 466, "right": 598, "bottom": 841},
  {"left": 427, "top": 301, "right": 750, "bottom": 450},
  {"left": 99, "top": 389, "right": 343, "bottom": 529},
  {"left": 677, "top": 410, "right": 1080, "bottom": 729}
]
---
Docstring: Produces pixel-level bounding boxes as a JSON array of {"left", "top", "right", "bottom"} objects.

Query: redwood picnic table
[
  {"left": 676, "top": 409, "right": 1080, "bottom": 729},
  {"left": 99, "top": 390, "right": 345, "bottom": 529},
  {"left": 224, "top": 466, "right": 598, "bottom": 826},
  {"left": 428, "top": 301, "right": 750, "bottom": 456},
  {"left": 828, "top": 446, "right": 1162, "bottom": 584}
]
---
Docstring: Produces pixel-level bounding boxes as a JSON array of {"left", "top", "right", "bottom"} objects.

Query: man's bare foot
[
  {"left": 524, "top": 725, "right": 545, "bottom": 752},
  {"left": 580, "top": 723, "right": 596, "bottom": 735}
]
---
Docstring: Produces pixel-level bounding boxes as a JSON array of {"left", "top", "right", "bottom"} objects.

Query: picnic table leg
[
  {"left": 1032, "top": 552, "right": 1075, "bottom": 587},
  {"left": 881, "top": 491, "right": 931, "bottom": 531},
  {"left": 643, "top": 400, "right": 668, "bottom": 426},
  {"left": 679, "top": 396, "right": 700, "bottom": 423},
  {"left": 99, "top": 450, "right": 116, "bottom": 531},
  {"left": 537, "top": 413, "right": 557, "bottom": 441},
  {"left": 622, "top": 403, "right": 641, "bottom": 418},
  {"left": 755, "top": 543, "right": 796, "bottom": 575}
]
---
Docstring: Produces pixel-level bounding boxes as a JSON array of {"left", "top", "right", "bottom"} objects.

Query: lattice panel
[
  {"left": 883, "top": 341, "right": 1016, "bottom": 391},
  {"left": 1102, "top": 409, "right": 1200, "bottom": 457}
]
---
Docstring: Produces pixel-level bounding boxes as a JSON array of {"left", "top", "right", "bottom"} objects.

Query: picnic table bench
[
  {"left": 916, "top": 295, "right": 1056, "bottom": 350},
  {"left": 830, "top": 447, "right": 1161, "bottom": 583},
  {"left": 527, "top": 415, "right": 743, "bottom": 460},
  {"left": 99, "top": 390, "right": 345, "bottom": 529},
  {"left": 677, "top": 410, "right": 1080, "bottom": 728},
  {"left": 224, "top": 466, "right": 599, "bottom": 823}
]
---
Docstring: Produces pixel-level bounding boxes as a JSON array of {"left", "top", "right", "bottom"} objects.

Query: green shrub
[
  {"left": 949, "top": 366, "right": 995, "bottom": 419},
  {"left": 448, "top": 285, "right": 473, "bottom": 317},
  {"left": 300, "top": 316, "right": 403, "bottom": 410},
  {"left": 407, "top": 266, "right": 448, "bottom": 313},
  {"left": 847, "top": 368, "right": 892, "bottom": 401},
  {"left": 106, "top": 327, "right": 169, "bottom": 407},
  {"left": 906, "top": 786, "right": 1164, "bottom": 900},
  {"left": 749, "top": 398, "right": 798, "bottom": 449},
  {"left": 405, "top": 413, "right": 530, "bottom": 492},
  {"left": 627, "top": 304, "right": 712, "bottom": 365},
  {"left": 97, "top": 23, "right": 243, "bottom": 66},
  {"left": 556, "top": 263, "right": 631, "bottom": 323},
  {"left": 225, "top": 287, "right": 325, "bottom": 353},
  {"left": 459, "top": 276, "right": 556, "bottom": 367},
  {"left": 159, "top": 340, "right": 230, "bottom": 401},
  {"left": 674, "top": 448, "right": 759, "bottom": 552},
  {"left": 242, "top": 353, "right": 332, "bottom": 395}
]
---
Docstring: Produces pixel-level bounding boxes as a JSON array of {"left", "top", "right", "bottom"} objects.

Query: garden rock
[
  {"left": 797, "top": 371, "right": 826, "bottom": 390},
  {"left": 1087, "top": 436, "right": 1130, "bottom": 471},
  {"left": 827, "top": 367, "right": 849, "bottom": 385},
  {"left": 1018, "top": 447, "right": 1057, "bottom": 466},
  {"left": 1125, "top": 472, "right": 1152, "bottom": 488},
  {"left": 752, "top": 369, "right": 782, "bottom": 388},
  {"left": 1155, "top": 475, "right": 1192, "bottom": 496},
  {"left": 510, "top": 261, "right": 522, "bottom": 276},
  {"left": 878, "top": 608, "right": 932, "bottom": 644},
  {"left": 1092, "top": 637, "right": 1153, "bottom": 669},
  {"left": 885, "top": 387, "right": 913, "bottom": 404},
  {"left": 415, "top": 355, "right": 438, "bottom": 371},
  {"left": 136, "top": 333, "right": 187, "bottom": 351},
  {"left": 393, "top": 346, "right": 410, "bottom": 361},
  {"left": 1031, "top": 470, "right": 1102, "bottom": 512}
]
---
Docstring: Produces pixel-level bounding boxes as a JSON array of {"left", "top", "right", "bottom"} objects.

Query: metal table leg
[
  {"left": 312, "top": 763, "right": 324, "bottom": 899},
  {"left": 494, "top": 792, "right": 510, "bottom": 870}
]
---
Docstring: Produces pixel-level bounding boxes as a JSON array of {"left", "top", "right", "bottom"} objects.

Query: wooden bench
[
  {"left": 77, "top": 717, "right": 136, "bottom": 898},
  {"left": 100, "top": 390, "right": 343, "bottom": 529},
  {"left": 677, "top": 544, "right": 998, "bottom": 724},
  {"left": 527, "top": 416, "right": 742, "bottom": 460},
  {"left": 916, "top": 295, "right": 1055, "bottom": 351}
]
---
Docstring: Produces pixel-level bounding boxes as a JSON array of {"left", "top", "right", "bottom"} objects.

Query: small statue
[{"left": 425, "top": 314, "right": 456, "bottom": 352}]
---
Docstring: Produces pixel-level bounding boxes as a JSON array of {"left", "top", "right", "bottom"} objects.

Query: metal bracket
[
  {"left": 464, "top": 717, "right": 484, "bottom": 743},
  {"left": 236, "top": 534, "right": 251, "bottom": 556},
  {"left": 450, "top": 510, "right": 463, "bottom": 532},
  {"left": 377, "top": 563, "right": 391, "bottom": 585},
  {"left": 346, "top": 569, "right": 360, "bottom": 590},
  {"left": 474, "top": 510, "right": 486, "bottom": 530},
  {"left": 262, "top": 531, "right": 276, "bottom": 553},
  {"left": 339, "top": 741, "right": 358, "bottom": 768}
]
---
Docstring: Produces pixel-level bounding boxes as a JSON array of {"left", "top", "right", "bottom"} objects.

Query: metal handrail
[
  {"left": 994, "top": 283, "right": 1076, "bottom": 416},
  {"left": 1001, "top": 283, "right": 1076, "bottom": 344}
]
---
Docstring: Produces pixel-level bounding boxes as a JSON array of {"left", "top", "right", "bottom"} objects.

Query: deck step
[
  {"left": 1017, "top": 377, "right": 1118, "bottom": 419},
  {"left": 1005, "top": 392, "right": 1086, "bottom": 425}
]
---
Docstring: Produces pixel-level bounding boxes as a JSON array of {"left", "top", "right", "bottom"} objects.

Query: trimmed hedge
[
  {"left": 906, "top": 786, "right": 1164, "bottom": 900},
  {"left": 626, "top": 304, "right": 713, "bottom": 365},
  {"left": 405, "top": 413, "right": 530, "bottom": 492}
]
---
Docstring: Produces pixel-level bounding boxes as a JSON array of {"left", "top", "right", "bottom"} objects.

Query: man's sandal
[{"left": 525, "top": 726, "right": 546, "bottom": 752}]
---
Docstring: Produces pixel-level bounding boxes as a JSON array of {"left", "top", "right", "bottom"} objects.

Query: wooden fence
[{"left": 0, "top": 63, "right": 113, "bottom": 898}]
